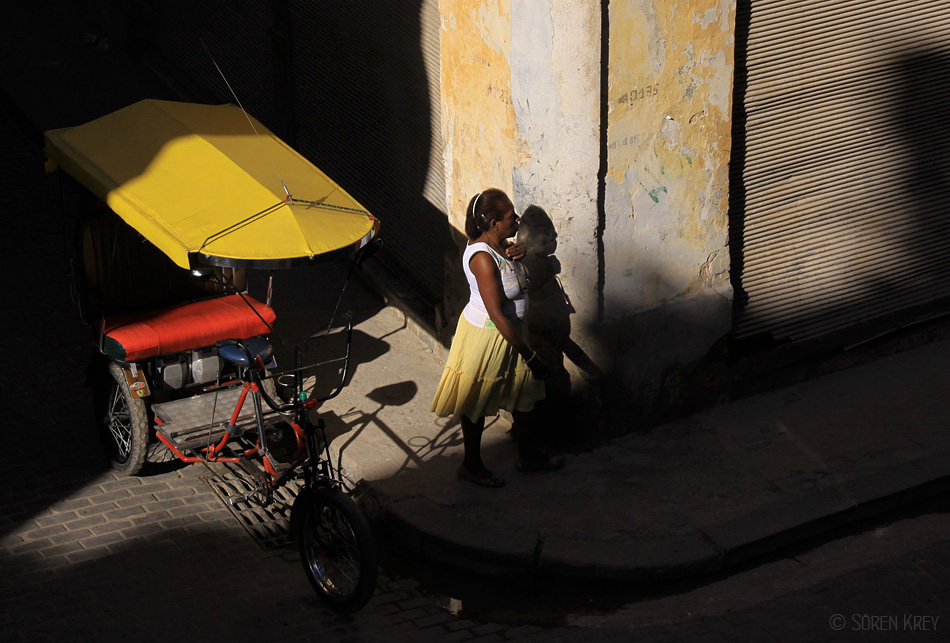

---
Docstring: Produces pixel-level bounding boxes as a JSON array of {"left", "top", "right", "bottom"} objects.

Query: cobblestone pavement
[{"left": 2, "top": 456, "right": 948, "bottom": 642}]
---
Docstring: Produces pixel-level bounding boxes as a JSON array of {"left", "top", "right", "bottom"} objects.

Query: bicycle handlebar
[{"left": 317, "top": 312, "right": 354, "bottom": 403}]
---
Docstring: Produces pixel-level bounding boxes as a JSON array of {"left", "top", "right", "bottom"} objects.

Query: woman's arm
[{"left": 469, "top": 252, "right": 548, "bottom": 378}]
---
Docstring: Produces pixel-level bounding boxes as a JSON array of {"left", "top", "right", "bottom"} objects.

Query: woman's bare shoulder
[{"left": 468, "top": 248, "right": 499, "bottom": 273}]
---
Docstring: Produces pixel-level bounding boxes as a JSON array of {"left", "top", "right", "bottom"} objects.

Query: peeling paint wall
[
  {"left": 605, "top": 0, "right": 734, "bottom": 317},
  {"left": 600, "top": 0, "right": 736, "bottom": 425}
]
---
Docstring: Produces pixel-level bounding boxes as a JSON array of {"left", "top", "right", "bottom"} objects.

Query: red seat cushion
[{"left": 103, "top": 294, "right": 276, "bottom": 362}]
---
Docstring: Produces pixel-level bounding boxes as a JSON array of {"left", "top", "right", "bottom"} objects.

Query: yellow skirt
[{"left": 431, "top": 315, "right": 545, "bottom": 421}]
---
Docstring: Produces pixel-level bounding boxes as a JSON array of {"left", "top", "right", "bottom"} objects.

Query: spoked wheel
[
  {"left": 101, "top": 361, "right": 149, "bottom": 475},
  {"left": 298, "top": 486, "right": 378, "bottom": 613}
]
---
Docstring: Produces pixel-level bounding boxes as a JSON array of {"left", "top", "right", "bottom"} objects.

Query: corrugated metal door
[
  {"left": 732, "top": 0, "right": 950, "bottom": 345},
  {"left": 287, "top": 1, "right": 450, "bottom": 305}
]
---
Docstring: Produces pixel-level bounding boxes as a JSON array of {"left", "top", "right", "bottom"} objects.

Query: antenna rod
[{"left": 201, "top": 39, "right": 291, "bottom": 199}]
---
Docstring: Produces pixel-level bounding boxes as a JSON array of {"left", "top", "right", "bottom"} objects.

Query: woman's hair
[{"left": 464, "top": 188, "right": 512, "bottom": 240}]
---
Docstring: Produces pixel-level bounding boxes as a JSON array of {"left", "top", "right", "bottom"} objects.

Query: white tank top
[{"left": 461, "top": 242, "right": 529, "bottom": 329}]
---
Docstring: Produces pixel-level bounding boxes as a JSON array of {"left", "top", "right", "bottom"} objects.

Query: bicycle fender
[{"left": 119, "top": 363, "right": 151, "bottom": 399}]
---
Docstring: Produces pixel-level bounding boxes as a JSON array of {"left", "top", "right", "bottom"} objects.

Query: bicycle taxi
[{"left": 45, "top": 99, "right": 380, "bottom": 612}]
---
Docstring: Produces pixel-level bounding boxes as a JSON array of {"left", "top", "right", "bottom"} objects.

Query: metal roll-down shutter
[
  {"left": 732, "top": 0, "right": 950, "bottom": 345},
  {"left": 287, "top": 1, "right": 449, "bottom": 304}
]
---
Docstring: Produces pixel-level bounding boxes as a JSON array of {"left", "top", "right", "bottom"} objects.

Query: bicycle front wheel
[{"left": 298, "top": 486, "right": 378, "bottom": 612}]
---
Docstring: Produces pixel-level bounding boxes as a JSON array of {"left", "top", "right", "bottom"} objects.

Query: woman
[{"left": 431, "top": 188, "right": 562, "bottom": 488}]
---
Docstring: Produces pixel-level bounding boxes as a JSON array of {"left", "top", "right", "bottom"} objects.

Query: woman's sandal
[{"left": 457, "top": 465, "right": 506, "bottom": 488}]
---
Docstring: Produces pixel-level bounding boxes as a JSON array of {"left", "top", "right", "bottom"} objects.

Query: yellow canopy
[{"left": 45, "top": 99, "right": 377, "bottom": 269}]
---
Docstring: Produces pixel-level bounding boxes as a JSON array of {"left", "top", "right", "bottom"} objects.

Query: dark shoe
[
  {"left": 457, "top": 465, "right": 505, "bottom": 488},
  {"left": 516, "top": 454, "right": 564, "bottom": 473}
]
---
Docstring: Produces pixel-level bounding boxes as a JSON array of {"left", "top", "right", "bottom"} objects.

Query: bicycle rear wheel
[{"left": 298, "top": 486, "right": 377, "bottom": 612}]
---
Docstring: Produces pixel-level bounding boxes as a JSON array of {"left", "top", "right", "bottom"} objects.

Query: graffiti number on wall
[
  {"left": 617, "top": 84, "right": 660, "bottom": 105},
  {"left": 487, "top": 84, "right": 512, "bottom": 105},
  {"left": 608, "top": 135, "right": 640, "bottom": 150}
]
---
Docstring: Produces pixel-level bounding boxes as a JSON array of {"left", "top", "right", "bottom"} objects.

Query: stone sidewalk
[
  {"left": 347, "top": 329, "right": 950, "bottom": 582},
  {"left": 272, "top": 261, "right": 950, "bottom": 583}
]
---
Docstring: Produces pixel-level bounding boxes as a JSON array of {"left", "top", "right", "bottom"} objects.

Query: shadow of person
[{"left": 518, "top": 206, "right": 602, "bottom": 448}]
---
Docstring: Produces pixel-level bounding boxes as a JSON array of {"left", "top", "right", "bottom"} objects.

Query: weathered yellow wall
[
  {"left": 439, "top": 0, "right": 734, "bottom": 313},
  {"left": 605, "top": 0, "right": 735, "bottom": 317},
  {"left": 439, "top": 0, "right": 514, "bottom": 232},
  {"left": 437, "top": 0, "right": 737, "bottom": 425}
]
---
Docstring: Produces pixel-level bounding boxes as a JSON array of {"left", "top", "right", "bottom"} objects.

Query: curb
[
  {"left": 360, "top": 492, "right": 540, "bottom": 580},
  {"left": 699, "top": 450, "right": 950, "bottom": 570},
  {"left": 360, "top": 450, "right": 950, "bottom": 585}
]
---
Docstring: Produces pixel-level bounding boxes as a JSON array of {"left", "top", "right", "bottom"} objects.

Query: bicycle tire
[
  {"left": 102, "top": 361, "right": 150, "bottom": 476},
  {"left": 298, "top": 486, "right": 378, "bottom": 612}
]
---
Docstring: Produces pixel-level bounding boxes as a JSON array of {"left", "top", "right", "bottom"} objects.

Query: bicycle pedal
[
  {"left": 227, "top": 491, "right": 255, "bottom": 507},
  {"left": 265, "top": 453, "right": 294, "bottom": 475},
  {"left": 227, "top": 485, "right": 270, "bottom": 508}
]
